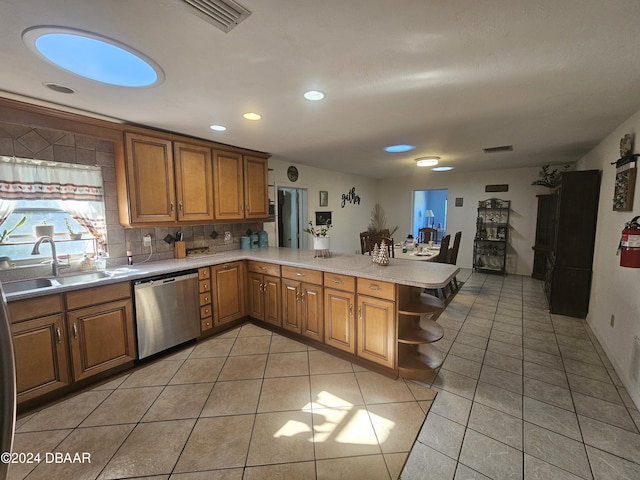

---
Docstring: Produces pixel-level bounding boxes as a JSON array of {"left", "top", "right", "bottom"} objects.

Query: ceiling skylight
[
  {"left": 432, "top": 166, "right": 454, "bottom": 172},
  {"left": 23, "top": 27, "right": 164, "bottom": 87},
  {"left": 209, "top": 124, "right": 227, "bottom": 131},
  {"left": 384, "top": 144, "right": 415, "bottom": 153}
]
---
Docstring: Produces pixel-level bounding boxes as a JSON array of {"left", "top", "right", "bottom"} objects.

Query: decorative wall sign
[
  {"left": 614, "top": 164, "right": 637, "bottom": 211},
  {"left": 485, "top": 184, "right": 509, "bottom": 192},
  {"left": 319, "top": 190, "right": 328, "bottom": 207},
  {"left": 341, "top": 187, "right": 361, "bottom": 208},
  {"left": 315, "top": 211, "right": 332, "bottom": 225},
  {"left": 455, "top": 197, "right": 464, "bottom": 207}
]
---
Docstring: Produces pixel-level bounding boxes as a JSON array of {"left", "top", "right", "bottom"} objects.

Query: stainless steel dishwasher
[{"left": 134, "top": 270, "right": 200, "bottom": 359}]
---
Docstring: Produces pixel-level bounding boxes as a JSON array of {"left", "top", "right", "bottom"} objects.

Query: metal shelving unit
[{"left": 473, "top": 198, "right": 510, "bottom": 275}]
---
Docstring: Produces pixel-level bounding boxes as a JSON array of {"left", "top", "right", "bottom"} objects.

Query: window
[{"left": 0, "top": 156, "right": 106, "bottom": 265}]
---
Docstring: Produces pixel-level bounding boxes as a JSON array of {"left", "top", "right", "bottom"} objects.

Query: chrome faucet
[{"left": 31, "top": 236, "right": 69, "bottom": 276}]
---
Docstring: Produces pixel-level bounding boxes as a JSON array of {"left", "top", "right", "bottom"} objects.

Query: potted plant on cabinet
[
  {"left": 304, "top": 220, "right": 333, "bottom": 252},
  {"left": 34, "top": 220, "right": 54, "bottom": 238}
]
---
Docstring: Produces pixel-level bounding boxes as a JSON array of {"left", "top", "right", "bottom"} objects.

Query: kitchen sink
[
  {"left": 2, "top": 277, "right": 59, "bottom": 294},
  {"left": 54, "top": 271, "right": 112, "bottom": 285}
]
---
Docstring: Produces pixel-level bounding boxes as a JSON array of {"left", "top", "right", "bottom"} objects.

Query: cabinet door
[
  {"left": 12, "top": 314, "right": 70, "bottom": 402},
  {"left": 357, "top": 295, "right": 395, "bottom": 368},
  {"left": 302, "top": 283, "right": 324, "bottom": 342},
  {"left": 124, "top": 133, "right": 176, "bottom": 223},
  {"left": 263, "top": 275, "right": 281, "bottom": 327},
  {"left": 213, "top": 150, "right": 244, "bottom": 220},
  {"left": 174, "top": 142, "right": 214, "bottom": 222},
  {"left": 324, "top": 288, "right": 355, "bottom": 354},
  {"left": 247, "top": 272, "right": 265, "bottom": 321},
  {"left": 282, "top": 278, "right": 301, "bottom": 333},
  {"left": 244, "top": 155, "right": 269, "bottom": 219},
  {"left": 211, "top": 261, "right": 246, "bottom": 326},
  {"left": 67, "top": 299, "right": 135, "bottom": 381}
]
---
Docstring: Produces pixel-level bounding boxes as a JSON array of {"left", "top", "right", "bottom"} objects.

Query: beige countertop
[{"left": 3, "top": 247, "right": 459, "bottom": 301}]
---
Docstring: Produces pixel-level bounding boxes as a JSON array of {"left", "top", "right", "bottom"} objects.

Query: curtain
[
  {"left": 60, "top": 200, "right": 107, "bottom": 249},
  {"left": 0, "top": 199, "right": 16, "bottom": 227},
  {"left": 0, "top": 157, "right": 103, "bottom": 201}
]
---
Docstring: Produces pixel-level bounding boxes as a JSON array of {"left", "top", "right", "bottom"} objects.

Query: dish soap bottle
[{"left": 95, "top": 251, "right": 106, "bottom": 271}]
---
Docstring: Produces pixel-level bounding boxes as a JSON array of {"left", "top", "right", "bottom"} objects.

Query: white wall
[
  {"left": 264, "top": 158, "right": 377, "bottom": 254},
  {"left": 375, "top": 166, "right": 544, "bottom": 275},
  {"left": 576, "top": 108, "right": 640, "bottom": 409}
]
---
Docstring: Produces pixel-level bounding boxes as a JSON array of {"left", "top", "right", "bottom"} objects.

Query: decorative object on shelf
[
  {"left": 0, "top": 215, "right": 26, "bottom": 243},
  {"left": 473, "top": 198, "right": 510, "bottom": 275},
  {"left": 34, "top": 221, "right": 54, "bottom": 238},
  {"left": 341, "top": 187, "right": 361, "bottom": 208},
  {"left": 319, "top": 190, "right": 328, "bottom": 207},
  {"left": 531, "top": 164, "right": 571, "bottom": 189},
  {"left": 611, "top": 134, "right": 638, "bottom": 212},
  {"left": 372, "top": 240, "right": 390, "bottom": 265},
  {"left": 367, "top": 203, "right": 398, "bottom": 237},
  {"left": 63, "top": 218, "right": 83, "bottom": 240},
  {"left": 287, "top": 165, "right": 299, "bottom": 182}
]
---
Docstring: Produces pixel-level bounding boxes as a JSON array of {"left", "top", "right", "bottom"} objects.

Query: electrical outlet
[
  {"left": 143, "top": 235, "right": 152, "bottom": 247},
  {"left": 610, "top": 314, "right": 615, "bottom": 327}
]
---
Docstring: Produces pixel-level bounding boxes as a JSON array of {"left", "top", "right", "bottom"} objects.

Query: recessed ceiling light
[
  {"left": 243, "top": 112, "right": 262, "bottom": 121},
  {"left": 384, "top": 144, "right": 415, "bottom": 153},
  {"left": 43, "top": 82, "right": 75, "bottom": 94},
  {"left": 209, "top": 124, "right": 227, "bottom": 131},
  {"left": 23, "top": 27, "right": 164, "bottom": 87},
  {"left": 303, "top": 90, "right": 325, "bottom": 101},
  {"left": 432, "top": 166, "right": 454, "bottom": 172},
  {"left": 416, "top": 156, "right": 440, "bottom": 167}
]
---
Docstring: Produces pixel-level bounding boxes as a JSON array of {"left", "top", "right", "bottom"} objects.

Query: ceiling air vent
[
  {"left": 483, "top": 145, "right": 514, "bottom": 154},
  {"left": 179, "top": 0, "right": 251, "bottom": 33}
]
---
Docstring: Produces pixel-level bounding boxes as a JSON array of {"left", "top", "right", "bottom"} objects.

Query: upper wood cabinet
[
  {"left": 213, "top": 151, "right": 269, "bottom": 221},
  {"left": 121, "top": 133, "right": 214, "bottom": 226}
]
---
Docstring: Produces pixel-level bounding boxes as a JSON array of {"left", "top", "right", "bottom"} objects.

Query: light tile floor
[
  {"left": 402, "top": 271, "right": 640, "bottom": 480},
  {"left": 9, "top": 271, "right": 640, "bottom": 479},
  {"left": 9, "top": 322, "right": 436, "bottom": 480}
]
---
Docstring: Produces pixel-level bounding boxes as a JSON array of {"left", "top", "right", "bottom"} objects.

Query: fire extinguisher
[{"left": 619, "top": 216, "right": 640, "bottom": 268}]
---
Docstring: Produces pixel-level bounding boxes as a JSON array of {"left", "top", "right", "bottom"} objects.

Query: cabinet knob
[
  {"left": 179, "top": 202, "right": 183, "bottom": 211},
  {"left": 332, "top": 278, "right": 343, "bottom": 284},
  {"left": 368, "top": 284, "right": 381, "bottom": 291},
  {"left": 204, "top": 296, "right": 209, "bottom": 302},
  {"left": 296, "top": 272, "right": 305, "bottom": 277}
]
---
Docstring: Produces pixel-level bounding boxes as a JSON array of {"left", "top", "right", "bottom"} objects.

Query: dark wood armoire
[{"left": 541, "top": 170, "right": 601, "bottom": 318}]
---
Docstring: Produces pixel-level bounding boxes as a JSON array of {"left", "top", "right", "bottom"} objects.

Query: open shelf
[
  {"left": 398, "top": 343, "right": 444, "bottom": 379},
  {"left": 398, "top": 318, "right": 444, "bottom": 344}
]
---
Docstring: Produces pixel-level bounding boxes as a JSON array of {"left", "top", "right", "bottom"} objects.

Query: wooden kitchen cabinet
[
  {"left": 324, "top": 290, "right": 356, "bottom": 354},
  {"left": 247, "top": 261, "right": 281, "bottom": 326},
  {"left": 356, "top": 278, "right": 396, "bottom": 369},
  {"left": 213, "top": 150, "right": 269, "bottom": 221},
  {"left": 65, "top": 282, "right": 135, "bottom": 381},
  {"left": 211, "top": 261, "right": 246, "bottom": 327},
  {"left": 281, "top": 266, "right": 323, "bottom": 340},
  {"left": 121, "top": 133, "right": 214, "bottom": 226},
  {"left": 9, "top": 294, "right": 69, "bottom": 403},
  {"left": 198, "top": 267, "right": 213, "bottom": 332}
]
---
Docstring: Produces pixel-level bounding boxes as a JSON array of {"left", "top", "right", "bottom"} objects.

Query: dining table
[{"left": 394, "top": 244, "right": 441, "bottom": 262}]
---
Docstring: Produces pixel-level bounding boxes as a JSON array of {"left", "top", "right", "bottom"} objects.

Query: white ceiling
[{"left": 1, "top": 0, "right": 640, "bottom": 179}]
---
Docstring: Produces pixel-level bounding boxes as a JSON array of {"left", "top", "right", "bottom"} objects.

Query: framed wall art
[
  {"left": 613, "top": 165, "right": 637, "bottom": 211},
  {"left": 319, "top": 190, "right": 328, "bottom": 207}
]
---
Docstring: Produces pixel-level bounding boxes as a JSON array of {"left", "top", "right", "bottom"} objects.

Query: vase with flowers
[{"left": 304, "top": 220, "right": 333, "bottom": 255}]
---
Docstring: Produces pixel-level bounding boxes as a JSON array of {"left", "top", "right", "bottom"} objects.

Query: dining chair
[
  {"left": 434, "top": 234, "right": 450, "bottom": 263},
  {"left": 447, "top": 231, "right": 462, "bottom": 291},
  {"left": 368, "top": 235, "right": 394, "bottom": 258},
  {"left": 418, "top": 227, "right": 437, "bottom": 244},
  {"left": 360, "top": 231, "right": 371, "bottom": 254}
]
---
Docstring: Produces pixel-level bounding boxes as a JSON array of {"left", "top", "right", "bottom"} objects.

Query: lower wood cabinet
[
  {"left": 247, "top": 271, "right": 281, "bottom": 327},
  {"left": 66, "top": 298, "right": 134, "bottom": 381},
  {"left": 324, "top": 288, "right": 356, "bottom": 354},
  {"left": 9, "top": 283, "right": 135, "bottom": 405},
  {"left": 211, "top": 261, "right": 246, "bottom": 327},
  {"left": 356, "top": 278, "right": 396, "bottom": 369},
  {"left": 282, "top": 278, "right": 323, "bottom": 340},
  {"left": 11, "top": 310, "right": 70, "bottom": 403}
]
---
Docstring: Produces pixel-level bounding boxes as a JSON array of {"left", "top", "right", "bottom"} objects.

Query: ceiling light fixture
[
  {"left": 415, "top": 156, "right": 440, "bottom": 167},
  {"left": 432, "top": 166, "right": 454, "bottom": 172},
  {"left": 303, "top": 90, "right": 325, "bottom": 101},
  {"left": 209, "top": 124, "right": 227, "bottom": 131},
  {"left": 23, "top": 27, "right": 164, "bottom": 87},
  {"left": 243, "top": 112, "right": 261, "bottom": 121},
  {"left": 384, "top": 144, "right": 415, "bottom": 153}
]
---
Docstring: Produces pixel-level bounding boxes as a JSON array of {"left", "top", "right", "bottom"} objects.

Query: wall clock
[{"left": 287, "top": 166, "right": 299, "bottom": 182}]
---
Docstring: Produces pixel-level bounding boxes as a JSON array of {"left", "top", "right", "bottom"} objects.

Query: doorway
[
  {"left": 413, "top": 189, "right": 448, "bottom": 242},
  {"left": 277, "top": 187, "right": 308, "bottom": 249}
]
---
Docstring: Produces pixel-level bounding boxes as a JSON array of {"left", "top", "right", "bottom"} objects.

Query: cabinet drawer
[
  {"left": 281, "top": 266, "right": 322, "bottom": 285},
  {"left": 247, "top": 261, "right": 280, "bottom": 277},
  {"left": 201, "top": 317, "right": 212, "bottom": 331},
  {"left": 199, "top": 291, "right": 212, "bottom": 306},
  {"left": 357, "top": 278, "right": 395, "bottom": 301},
  {"left": 198, "top": 267, "right": 211, "bottom": 280},
  {"left": 200, "top": 304, "right": 213, "bottom": 318},
  {"left": 8, "top": 294, "right": 64, "bottom": 323},
  {"left": 66, "top": 282, "right": 131, "bottom": 311},
  {"left": 199, "top": 279, "right": 211, "bottom": 293},
  {"left": 323, "top": 273, "right": 355, "bottom": 292}
]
